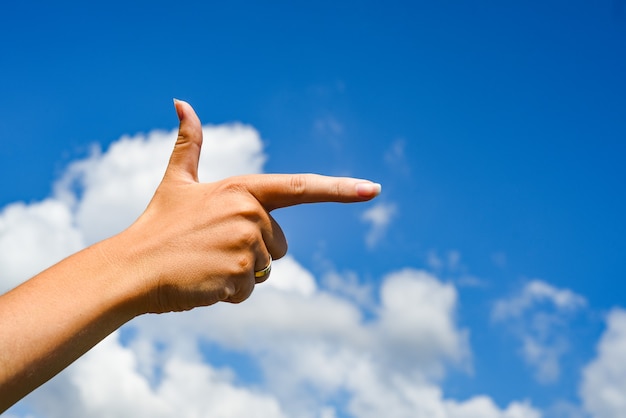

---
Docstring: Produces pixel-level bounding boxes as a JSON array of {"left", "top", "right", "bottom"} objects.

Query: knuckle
[
  {"left": 289, "top": 174, "right": 308, "bottom": 196},
  {"left": 236, "top": 253, "right": 255, "bottom": 273},
  {"left": 225, "top": 277, "right": 255, "bottom": 304},
  {"left": 236, "top": 224, "right": 261, "bottom": 249},
  {"left": 238, "top": 200, "right": 264, "bottom": 223},
  {"left": 216, "top": 178, "right": 266, "bottom": 223},
  {"left": 219, "top": 282, "right": 237, "bottom": 302},
  {"left": 216, "top": 177, "right": 247, "bottom": 195}
]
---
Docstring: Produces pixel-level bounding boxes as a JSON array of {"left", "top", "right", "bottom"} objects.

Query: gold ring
[{"left": 254, "top": 256, "right": 272, "bottom": 279}]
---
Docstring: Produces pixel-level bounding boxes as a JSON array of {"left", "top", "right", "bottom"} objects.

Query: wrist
[{"left": 96, "top": 228, "right": 155, "bottom": 318}]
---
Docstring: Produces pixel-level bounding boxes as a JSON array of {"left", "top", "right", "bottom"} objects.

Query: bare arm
[{"left": 0, "top": 100, "right": 380, "bottom": 411}]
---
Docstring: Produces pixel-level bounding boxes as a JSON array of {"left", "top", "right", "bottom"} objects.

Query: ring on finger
[{"left": 254, "top": 256, "right": 272, "bottom": 280}]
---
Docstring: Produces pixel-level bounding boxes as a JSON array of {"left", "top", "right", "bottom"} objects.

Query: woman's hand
[{"left": 120, "top": 100, "right": 381, "bottom": 314}]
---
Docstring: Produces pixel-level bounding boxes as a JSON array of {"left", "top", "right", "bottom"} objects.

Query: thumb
[{"left": 164, "top": 99, "right": 203, "bottom": 183}]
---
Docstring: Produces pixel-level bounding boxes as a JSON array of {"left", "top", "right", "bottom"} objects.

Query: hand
[{"left": 120, "top": 100, "right": 381, "bottom": 314}]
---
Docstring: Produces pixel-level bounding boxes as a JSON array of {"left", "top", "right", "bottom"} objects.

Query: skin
[{"left": 0, "top": 100, "right": 380, "bottom": 411}]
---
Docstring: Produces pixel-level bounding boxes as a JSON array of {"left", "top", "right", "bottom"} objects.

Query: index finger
[{"left": 238, "top": 174, "right": 382, "bottom": 211}]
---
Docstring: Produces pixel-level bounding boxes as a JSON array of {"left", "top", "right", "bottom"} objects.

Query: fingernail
[
  {"left": 356, "top": 182, "right": 382, "bottom": 197},
  {"left": 173, "top": 98, "right": 183, "bottom": 121}
]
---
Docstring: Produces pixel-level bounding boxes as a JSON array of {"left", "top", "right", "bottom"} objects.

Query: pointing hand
[{"left": 124, "top": 100, "right": 381, "bottom": 313}]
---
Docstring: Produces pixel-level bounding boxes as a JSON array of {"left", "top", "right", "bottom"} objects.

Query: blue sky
[{"left": 1, "top": 1, "right": 626, "bottom": 417}]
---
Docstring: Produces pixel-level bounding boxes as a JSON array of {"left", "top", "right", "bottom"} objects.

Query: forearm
[{"left": 0, "top": 233, "right": 143, "bottom": 411}]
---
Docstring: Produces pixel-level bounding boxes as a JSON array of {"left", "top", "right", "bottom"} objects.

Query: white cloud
[
  {"left": 346, "top": 374, "right": 540, "bottom": 418},
  {"left": 321, "top": 269, "right": 374, "bottom": 308},
  {"left": 24, "top": 331, "right": 287, "bottom": 418},
  {"left": 3, "top": 124, "right": 541, "bottom": 418},
  {"left": 375, "top": 269, "right": 471, "bottom": 377},
  {"left": 446, "top": 396, "right": 541, "bottom": 418},
  {"left": 493, "top": 280, "right": 586, "bottom": 321},
  {"left": 492, "top": 280, "right": 587, "bottom": 384},
  {"left": 580, "top": 308, "right": 626, "bottom": 418},
  {"left": 361, "top": 201, "right": 396, "bottom": 248},
  {"left": 519, "top": 333, "right": 568, "bottom": 384},
  {"left": 266, "top": 255, "right": 317, "bottom": 296},
  {"left": 545, "top": 400, "right": 586, "bottom": 418}
]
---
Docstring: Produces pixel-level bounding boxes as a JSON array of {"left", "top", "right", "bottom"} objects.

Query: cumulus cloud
[
  {"left": 375, "top": 269, "right": 471, "bottom": 376},
  {"left": 580, "top": 308, "right": 626, "bottom": 418},
  {"left": 25, "top": 331, "right": 287, "bottom": 418},
  {"left": 3, "top": 123, "right": 541, "bottom": 417},
  {"left": 361, "top": 201, "right": 396, "bottom": 248},
  {"left": 492, "top": 280, "right": 587, "bottom": 384}
]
